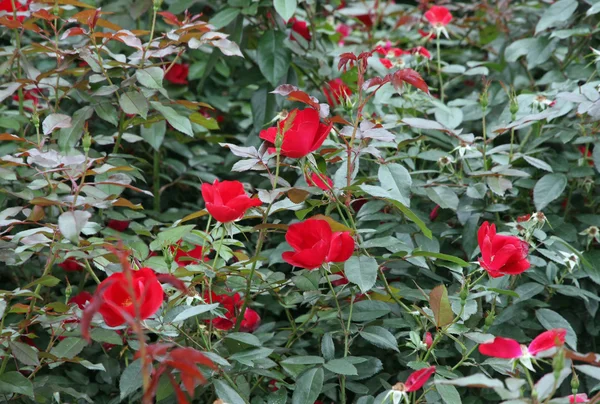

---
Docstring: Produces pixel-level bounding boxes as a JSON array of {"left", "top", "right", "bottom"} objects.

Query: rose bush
[{"left": 0, "top": 0, "right": 599, "bottom": 403}]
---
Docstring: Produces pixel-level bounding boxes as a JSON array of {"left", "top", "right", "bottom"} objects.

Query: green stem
[
  {"left": 436, "top": 36, "right": 444, "bottom": 102},
  {"left": 325, "top": 272, "right": 347, "bottom": 404},
  {"left": 10, "top": 0, "right": 24, "bottom": 135},
  {"left": 139, "top": 6, "right": 158, "bottom": 68},
  {"left": 509, "top": 128, "right": 515, "bottom": 163},
  {"left": 482, "top": 113, "right": 487, "bottom": 170},
  {"left": 26, "top": 254, "right": 57, "bottom": 320},
  {"left": 83, "top": 259, "right": 101, "bottom": 284}
]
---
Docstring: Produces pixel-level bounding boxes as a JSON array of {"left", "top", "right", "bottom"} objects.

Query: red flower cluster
[
  {"left": 282, "top": 219, "right": 354, "bottom": 269},
  {"left": 12, "top": 88, "right": 40, "bottom": 110},
  {"left": 478, "top": 221, "right": 530, "bottom": 278},
  {"left": 569, "top": 394, "right": 589, "bottom": 403},
  {"left": 260, "top": 108, "right": 332, "bottom": 158},
  {"left": 201, "top": 179, "right": 262, "bottom": 223},
  {"left": 97, "top": 267, "right": 164, "bottom": 327},
  {"left": 165, "top": 63, "right": 189, "bottom": 85},
  {"left": 479, "top": 329, "right": 566, "bottom": 359},
  {"left": 323, "top": 78, "right": 352, "bottom": 106},
  {"left": 289, "top": 17, "right": 311, "bottom": 41},
  {"left": 206, "top": 292, "right": 261, "bottom": 332}
]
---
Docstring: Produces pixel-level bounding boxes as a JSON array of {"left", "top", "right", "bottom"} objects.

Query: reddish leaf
[
  {"left": 158, "top": 11, "right": 181, "bottom": 26},
  {"left": 80, "top": 279, "right": 115, "bottom": 342},
  {"left": 170, "top": 347, "right": 216, "bottom": 370},
  {"left": 0, "top": 16, "right": 21, "bottom": 29},
  {"left": 135, "top": 343, "right": 174, "bottom": 360},
  {"left": 429, "top": 285, "right": 453, "bottom": 327},
  {"left": 164, "top": 360, "right": 205, "bottom": 391},
  {"left": 61, "top": 27, "right": 87, "bottom": 39},
  {"left": 392, "top": 68, "right": 429, "bottom": 94},
  {"left": 338, "top": 52, "right": 358, "bottom": 72},
  {"left": 363, "top": 76, "right": 390, "bottom": 90},
  {"left": 169, "top": 374, "right": 190, "bottom": 404},
  {"left": 287, "top": 91, "right": 319, "bottom": 109},
  {"left": 32, "top": 9, "right": 59, "bottom": 21}
]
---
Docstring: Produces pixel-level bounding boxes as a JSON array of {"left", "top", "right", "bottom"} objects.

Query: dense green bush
[{"left": 0, "top": 0, "right": 600, "bottom": 403}]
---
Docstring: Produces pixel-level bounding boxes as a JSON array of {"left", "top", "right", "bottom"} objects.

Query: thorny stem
[
  {"left": 509, "top": 128, "right": 515, "bottom": 163},
  {"left": 139, "top": 6, "right": 158, "bottom": 68},
  {"left": 153, "top": 149, "right": 161, "bottom": 212},
  {"left": 10, "top": 0, "right": 24, "bottom": 135},
  {"left": 325, "top": 271, "right": 349, "bottom": 404}
]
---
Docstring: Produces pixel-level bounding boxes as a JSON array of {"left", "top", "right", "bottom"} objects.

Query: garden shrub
[{"left": 0, "top": 0, "right": 599, "bottom": 403}]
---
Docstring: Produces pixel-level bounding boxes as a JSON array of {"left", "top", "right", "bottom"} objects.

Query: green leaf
[
  {"left": 43, "top": 113, "right": 72, "bottom": 135},
  {"left": 292, "top": 367, "right": 324, "bottom": 404},
  {"left": 257, "top": 30, "right": 291, "bottom": 86},
  {"left": 156, "top": 224, "right": 195, "bottom": 244},
  {"left": 57, "top": 106, "right": 93, "bottom": 150},
  {"left": 151, "top": 101, "right": 194, "bottom": 137},
  {"left": 189, "top": 112, "right": 220, "bottom": 130},
  {"left": 274, "top": 0, "right": 297, "bottom": 22},
  {"left": 120, "top": 359, "right": 143, "bottom": 399},
  {"left": 430, "top": 285, "right": 453, "bottom": 327},
  {"left": 378, "top": 163, "right": 412, "bottom": 207},
  {"left": 214, "top": 379, "right": 246, "bottom": 404},
  {"left": 0, "top": 372, "right": 34, "bottom": 398},
  {"left": 170, "top": 303, "right": 219, "bottom": 323},
  {"left": 388, "top": 199, "right": 432, "bottom": 239},
  {"left": 209, "top": 8, "right": 241, "bottom": 29},
  {"left": 359, "top": 326, "right": 399, "bottom": 352},
  {"left": 90, "top": 328, "right": 124, "bottom": 345},
  {"left": 140, "top": 120, "right": 166, "bottom": 151},
  {"left": 533, "top": 173, "right": 568, "bottom": 211},
  {"left": 344, "top": 300, "right": 391, "bottom": 322},
  {"left": 324, "top": 358, "right": 358, "bottom": 376},
  {"left": 9, "top": 341, "right": 39, "bottom": 366},
  {"left": 535, "top": 0, "right": 577, "bottom": 34},
  {"left": 321, "top": 333, "right": 334, "bottom": 361},
  {"left": 436, "top": 374, "right": 503, "bottom": 388},
  {"left": 593, "top": 143, "right": 600, "bottom": 173},
  {"left": 135, "top": 67, "right": 164, "bottom": 89},
  {"left": 410, "top": 251, "right": 469, "bottom": 267},
  {"left": 281, "top": 356, "right": 325, "bottom": 365},
  {"left": 425, "top": 186, "right": 459, "bottom": 211},
  {"left": 435, "top": 378, "right": 462, "bottom": 404},
  {"left": 344, "top": 255, "right": 378, "bottom": 293},
  {"left": 535, "top": 308, "right": 577, "bottom": 350},
  {"left": 94, "top": 101, "right": 119, "bottom": 126},
  {"left": 505, "top": 37, "right": 557, "bottom": 68},
  {"left": 119, "top": 91, "right": 149, "bottom": 119},
  {"left": 25, "top": 275, "right": 60, "bottom": 289},
  {"left": 58, "top": 210, "right": 91, "bottom": 244},
  {"left": 225, "top": 333, "right": 262, "bottom": 347},
  {"left": 50, "top": 337, "right": 87, "bottom": 359}
]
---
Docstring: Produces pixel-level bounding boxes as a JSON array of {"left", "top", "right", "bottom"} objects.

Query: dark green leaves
[
  {"left": 292, "top": 367, "right": 323, "bottom": 404},
  {"left": 257, "top": 31, "right": 291, "bottom": 86},
  {"left": 533, "top": 173, "right": 567, "bottom": 211},
  {"left": 344, "top": 255, "right": 378, "bottom": 293}
]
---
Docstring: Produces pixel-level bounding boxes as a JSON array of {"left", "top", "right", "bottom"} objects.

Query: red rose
[
  {"left": 172, "top": 242, "right": 209, "bottom": 266},
  {"left": 478, "top": 221, "right": 530, "bottom": 278},
  {"left": 323, "top": 78, "right": 352, "bottom": 106},
  {"left": 424, "top": 6, "right": 452, "bottom": 27},
  {"left": 307, "top": 172, "right": 334, "bottom": 191},
  {"left": 201, "top": 179, "right": 262, "bottom": 223},
  {"left": 290, "top": 18, "right": 311, "bottom": 41},
  {"left": 205, "top": 292, "right": 261, "bottom": 332},
  {"left": 282, "top": 219, "right": 354, "bottom": 269},
  {"left": 58, "top": 258, "right": 84, "bottom": 272},
  {"left": 164, "top": 63, "right": 189, "bottom": 85},
  {"left": 259, "top": 108, "right": 332, "bottom": 158},
  {"left": 479, "top": 329, "right": 566, "bottom": 359},
  {"left": 97, "top": 267, "right": 164, "bottom": 327},
  {"left": 331, "top": 272, "right": 349, "bottom": 287},
  {"left": 107, "top": 219, "right": 130, "bottom": 232},
  {"left": 404, "top": 366, "right": 436, "bottom": 392},
  {"left": 516, "top": 214, "right": 531, "bottom": 223},
  {"left": 68, "top": 291, "right": 93, "bottom": 309},
  {"left": 0, "top": 0, "right": 30, "bottom": 21},
  {"left": 578, "top": 145, "right": 594, "bottom": 166}
]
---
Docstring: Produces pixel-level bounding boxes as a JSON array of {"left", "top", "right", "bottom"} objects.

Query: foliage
[{"left": 0, "top": 0, "right": 600, "bottom": 403}]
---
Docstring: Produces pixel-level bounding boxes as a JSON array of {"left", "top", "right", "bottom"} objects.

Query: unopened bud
[
  {"left": 484, "top": 310, "right": 495, "bottom": 329},
  {"left": 82, "top": 131, "right": 92, "bottom": 153},
  {"left": 460, "top": 287, "right": 468, "bottom": 305},
  {"left": 31, "top": 109, "right": 40, "bottom": 127},
  {"left": 65, "top": 282, "right": 72, "bottom": 303},
  {"left": 152, "top": 0, "right": 163, "bottom": 11},
  {"left": 424, "top": 332, "right": 433, "bottom": 349},
  {"left": 509, "top": 96, "right": 519, "bottom": 118},
  {"left": 480, "top": 91, "right": 488, "bottom": 110},
  {"left": 571, "top": 372, "right": 580, "bottom": 393}
]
